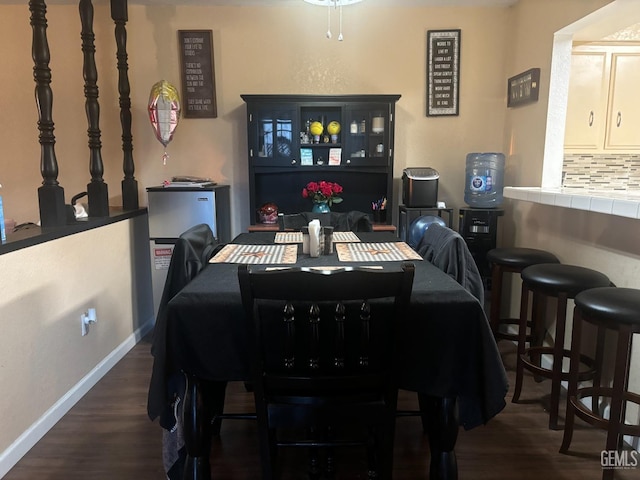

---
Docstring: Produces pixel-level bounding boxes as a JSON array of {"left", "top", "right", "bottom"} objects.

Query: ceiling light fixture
[{"left": 303, "top": 0, "right": 364, "bottom": 41}]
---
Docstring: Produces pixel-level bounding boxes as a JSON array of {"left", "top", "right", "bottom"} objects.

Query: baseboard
[{"left": 0, "top": 317, "right": 155, "bottom": 479}]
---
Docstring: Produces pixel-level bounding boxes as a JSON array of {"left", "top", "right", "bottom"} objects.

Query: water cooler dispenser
[
  {"left": 460, "top": 152, "right": 505, "bottom": 288},
  {"left": 458, "top": 207, "right": 503, "bottom": 287}
]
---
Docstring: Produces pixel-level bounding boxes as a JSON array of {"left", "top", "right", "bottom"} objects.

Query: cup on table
[{"left": 372, "top": 209, "right": 387, "bottom": 223}]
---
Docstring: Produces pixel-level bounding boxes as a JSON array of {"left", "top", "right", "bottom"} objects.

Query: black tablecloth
[{"left": 152, "top": 232, "right": 508, "bottom": 430}]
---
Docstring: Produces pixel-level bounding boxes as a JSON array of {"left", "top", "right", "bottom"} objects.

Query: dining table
[{"left": 153, "top": 231, "right": 508, "bottom": 480}]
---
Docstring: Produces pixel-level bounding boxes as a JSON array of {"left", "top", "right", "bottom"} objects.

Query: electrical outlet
[{"left": 81, "top": 308, "right": 97, "bottom": 336}]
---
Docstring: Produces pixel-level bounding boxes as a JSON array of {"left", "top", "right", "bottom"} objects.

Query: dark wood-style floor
[{"left": 4, "top": 334, "right": 636, "bottom": 480}]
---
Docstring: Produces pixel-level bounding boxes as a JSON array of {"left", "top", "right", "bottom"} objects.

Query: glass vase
[{"left": 311, "top": 201, "right": 330, "bottom": 213}]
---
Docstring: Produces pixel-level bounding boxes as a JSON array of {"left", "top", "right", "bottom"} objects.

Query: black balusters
[
  {"left": 111, "top": 0, "right": 138, "bottom": 210},
  {"left": 80, "top": 0, "right": 109, "bottom": 217},
  {"left": 30, "top": 0, "right": 67, "bottom": 227}
]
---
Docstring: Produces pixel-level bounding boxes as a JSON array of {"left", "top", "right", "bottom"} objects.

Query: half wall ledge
[
  {"left": 504, "top": 187, "right": 640, "bottom": 220},
  {"left": 0, "top": 207, "right": 148, "bottom": 256}
]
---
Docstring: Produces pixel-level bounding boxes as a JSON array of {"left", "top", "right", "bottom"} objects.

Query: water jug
[{"left": 464, "top": 152, "right": 505, "bottom": 208}]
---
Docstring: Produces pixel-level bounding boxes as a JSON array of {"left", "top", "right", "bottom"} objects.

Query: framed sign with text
[
  {"left": 178, "top": 30, "right": 217, "bottom": 118},
  {"left": 427, "top": 29, "right": 460, "bottom": 116},
  {"left": 507, "top": 68, "right": 540, "bottom": 107}
]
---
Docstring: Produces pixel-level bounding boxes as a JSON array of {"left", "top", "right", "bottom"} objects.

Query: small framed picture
[
  {"left": 507, "top": 68, "right": 540, "bottom": 108},
  {"left": 427, "top": 29, "right": 461, "bottom": 116}
]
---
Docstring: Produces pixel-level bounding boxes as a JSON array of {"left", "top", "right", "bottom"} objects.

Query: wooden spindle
[
  {"left": 283, "top": 303, "right": 295, "bottom": 370},
  {"left": 333, "top": 302, "right": 345, "bottom": 369},
  {"left": 359, "top": 301, "right": 371, "bottom": 368},
  {"left": 80, "top": 0, "right": 109, "bottom": 217},
  {"left": 111, "top": 0, "right": 138, "bottom": 210},
  {"left": 309, "top": 304, "right": 320, "bottom": 370},
  {"left": 30, "top": 0, "right": 67, "bottom": 227}
]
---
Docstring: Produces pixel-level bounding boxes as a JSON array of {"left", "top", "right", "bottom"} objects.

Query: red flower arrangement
[{"left": 302, "top": 180, "right": 344, "bottom": 206}]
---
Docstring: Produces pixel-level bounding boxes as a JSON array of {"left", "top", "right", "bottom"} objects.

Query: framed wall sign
[
  {"left": 178, "top": 30, "right": 217, "bottom": 118},
  {"left": 507, "top": 68, "right": 540, "bottom": 108},
  {"left": 427, "top": 29, "right": 460, "bottom": 116}
]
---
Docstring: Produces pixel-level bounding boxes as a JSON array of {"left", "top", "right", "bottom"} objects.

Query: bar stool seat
[
  {"left": 487, "top": 247, "right": 560, "bottom": 342},
  {"left": 512, "top": 263, "right": 611, "bottom": 430},
  {"left": 560, "top": 287, "right": 640, "bottom": 480}
]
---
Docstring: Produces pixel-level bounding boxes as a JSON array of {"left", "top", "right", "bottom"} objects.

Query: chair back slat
[
  {"left": 334, "top": 303, "right": 346, "bottom": 369},
  {"left": 359, "top": 301, "right": 371, "bottom": 368},
  {"left": 308, "top": 303, "right": 321, "bottom": 370},
  {"left": 239, "top": 264, "right": 414, "bottom": 380},
  {"left": 283, "top": 302, "right": 295, "bottom": 370}
]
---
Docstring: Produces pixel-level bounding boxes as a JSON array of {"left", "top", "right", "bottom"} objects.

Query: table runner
[
  {"left": 209, "top": 243, "right": 297, "bottom": 264},
  {"left": 274, "top": 231, "right": 361, "bottom": 244},
  {"left": 336, "top": 241, "right": 423, "bottom": 262}
]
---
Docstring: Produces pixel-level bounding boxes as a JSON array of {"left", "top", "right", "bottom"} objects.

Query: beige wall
[
  {"left": 0, "top": 215, "right": 154, "bottom": 472},
  {"left": 2, "top": 3, "right": 512, "bottom": 235}
]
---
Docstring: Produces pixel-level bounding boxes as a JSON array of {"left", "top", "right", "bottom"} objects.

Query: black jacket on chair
[
  {"left": 416, "top": 223, "right": 485, "bottom": 306},
  {"left": 147, "top": 224, "right": 221, "bottom": 480},
  {"left": 147, "top": 223, "right": 219, "bottom": 425}
]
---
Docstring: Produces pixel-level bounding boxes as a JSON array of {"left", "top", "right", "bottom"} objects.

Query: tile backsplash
[{"left": 563, "top": 153, "right": 640, "bottom": 191}]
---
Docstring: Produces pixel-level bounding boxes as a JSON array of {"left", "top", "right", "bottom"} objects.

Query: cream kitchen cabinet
[{"left": 565, "top": 44, "right": 640, "bottom": 152}]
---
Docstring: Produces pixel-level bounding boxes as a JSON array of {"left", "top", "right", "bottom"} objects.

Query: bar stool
[
  {"left": 487, "top": 248, "right": 560, "bottom": 342},
  {"left": 560, "top": 287, "right": 640, "bottom": 480},
  {"left": 512, "top": 264, "right": 611, "bottom": 430}
]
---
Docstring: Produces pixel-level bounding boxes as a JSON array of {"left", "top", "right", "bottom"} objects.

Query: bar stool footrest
[
  {"left": 496, "top": 317, "right": 536, "bottom": 342},
  {"left": 570, "top": 387, "right": 640, "bottom": 437},
  {"left": 520, "top": 346, "right": 597, "bottom": 381}
]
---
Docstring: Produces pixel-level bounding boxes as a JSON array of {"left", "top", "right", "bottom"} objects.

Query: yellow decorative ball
[
  {"left": 327, "top": 121, "right": 341, "bottom": 135},
  {"left": 309, "top": 121, "right": 323, "bottom": 136}
]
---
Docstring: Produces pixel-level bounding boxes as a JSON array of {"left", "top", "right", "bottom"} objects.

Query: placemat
[
  {"left": 274, "top": 232, "right": 302, "bottom": 243},
  {"left": 336, "top": 241, "right": 423, "bottom": 262},
  {"left": 209, "top": 243, "right": 298, "bottom": 264},
  {"left": 333, "top": 231, "right": 361, "bottom": 243},
  {"left": 274, "top": 231, "right": 361, "bottom": 244}
]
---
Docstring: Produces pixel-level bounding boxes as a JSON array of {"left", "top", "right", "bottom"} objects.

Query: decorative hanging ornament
[{"left": 148, "top": 80, "right": 181, "bottom": 165}]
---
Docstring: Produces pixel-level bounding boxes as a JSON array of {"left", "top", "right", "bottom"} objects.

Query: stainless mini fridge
[{"left": 147, "top": 184, "right": 231, "bottom": 317}]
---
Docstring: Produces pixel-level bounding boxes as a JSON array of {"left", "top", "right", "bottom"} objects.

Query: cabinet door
[
  {"left": 564, "top": 51, "right": 609, "bottom": 150},
  {"left": 605, "top": 52, "right": 640, "bottom": 150},
  {"left": 248, "top": 104, "right": 298, "bottom": 166},
  {"left": 344, "top": 104, "right": 392, "bottom": 166}
]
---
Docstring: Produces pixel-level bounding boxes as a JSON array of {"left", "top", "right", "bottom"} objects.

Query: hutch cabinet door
[
  {"left": 344, "top": 103, "right": 393, "bottom": 167},
  {"left": 247, "top": 103, "right": 298, "bottom": 166}
]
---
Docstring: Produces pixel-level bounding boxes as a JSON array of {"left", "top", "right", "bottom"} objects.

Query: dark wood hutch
[{"left": 241, "top": 94, "right": 400, "bottom": 226}]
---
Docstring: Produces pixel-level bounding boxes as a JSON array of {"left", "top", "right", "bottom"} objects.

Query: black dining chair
[
  {"left": 278, "top": 210, "right": 373, "bottom": 232},
  {"left": 147, "top": 223, "right": 227, "bottom": 480},
  {"left": 238, "top": 263, "right": 415, "bottom": 480}
]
